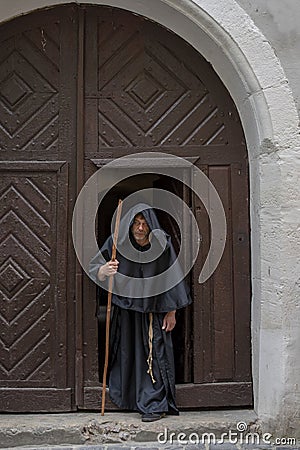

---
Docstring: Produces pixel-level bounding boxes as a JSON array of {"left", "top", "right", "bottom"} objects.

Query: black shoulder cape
[{"left": 89, "top": 203, "right": 192, "bottom": 313}]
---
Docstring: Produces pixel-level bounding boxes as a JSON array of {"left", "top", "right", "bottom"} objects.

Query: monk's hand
[
  {"left": 98, "top": 260, "right": 119, "bottom": 280},
  {"left": 162, "top": 310, "right": 176, "bottom": 332}
]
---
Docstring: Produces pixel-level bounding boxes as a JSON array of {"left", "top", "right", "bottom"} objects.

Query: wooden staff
[{"left": 101, "top": 199, "right": 123, "bottom": 416}]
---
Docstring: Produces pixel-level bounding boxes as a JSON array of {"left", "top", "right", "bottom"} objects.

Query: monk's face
[{"left": 131, "top": 213, "right": 150, "bottom": 245}]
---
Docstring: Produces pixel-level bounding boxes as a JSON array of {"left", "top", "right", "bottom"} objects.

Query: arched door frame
[{"left": 1, "top": 0, "right": 299, "bottom": 435}]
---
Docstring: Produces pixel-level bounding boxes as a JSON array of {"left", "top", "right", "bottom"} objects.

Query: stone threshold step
[{"left": 0, "top": 410, "right": 268, "bottom": 449}]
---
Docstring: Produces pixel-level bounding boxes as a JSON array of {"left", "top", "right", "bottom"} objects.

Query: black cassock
[{"left": 89, "top": 204, "right": 191, "bottom": 415}]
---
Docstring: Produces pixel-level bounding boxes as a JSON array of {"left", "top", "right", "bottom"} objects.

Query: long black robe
[{"left": 89, "top": 204, "right": 191, "bottom": 415}]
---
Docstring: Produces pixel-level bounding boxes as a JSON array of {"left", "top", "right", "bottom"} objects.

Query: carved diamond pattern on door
[
  {"left": 83, "top": 7, "right": 251, "bottom": 410},
  {"left": 0, "top": 166, "right": 63, "bottom": 385},
  {"left": 126, "top": 71, "right": 165, "bottom": 110},
  {"left": 0, "top": 257, "right": 30, "bottom": 298},
  {"left": 0, "top": 25, "right": 59, "bottom": 153},
  {"left": 0, "top": 6, "right": 77, "bottom": 411},
  {"left": 95, "top": 14, "right": 228, "bottom": 148}
]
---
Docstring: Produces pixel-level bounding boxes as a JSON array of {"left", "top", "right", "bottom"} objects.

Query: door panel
[
  {"left": 190, "top": 161, "right": 252, "bottom": 406},
  {"left": 0, "top": 7, "right": 78, "bottom": 411},
  {"left": 84, "top": 7, "right": 244, "bottom": 155},
  {"left": 208, "top": 166, "right": 235, "bottom": 382},
  {"left": 0, "top": 162, "right": 72, "bottom": 411},
  {"left": 81, "top": 6, "right": 252, "bottom": 409}
]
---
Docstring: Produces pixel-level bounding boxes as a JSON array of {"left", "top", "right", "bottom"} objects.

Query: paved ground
[
  {"left": 6, "top": 445, "right": 300, "bottom": 450},
  {"left": 0, "top": 410, "right": 299, "bottom": 450}
]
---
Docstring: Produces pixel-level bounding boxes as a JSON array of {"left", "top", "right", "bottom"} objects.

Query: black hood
[{"left": 117, "top": 203, "right": 168, "bottom": 248}]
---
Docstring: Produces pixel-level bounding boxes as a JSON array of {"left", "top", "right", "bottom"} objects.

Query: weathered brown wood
[
  {"left": 231, "top": 162, "right": 252, "bottom": 380},
  {"left": 83, "top": 6, "right": 245, "bottom": 155},
  {"left": 82, "top": 160, "right": 101, "bottom": 404},
  {"left": 82, "top": 382, "right": 253, "bottom": 410},
  {"left": 81, "top": 9, "right": 105, "bottom": 405},
  {"left": 75, "top": 6, "right": 85, "bottom": 410},
  {"left": 182, "top": 174, "right": 193, "bottom": 383},
  {"left": 86, "top": 145, "right": 247, "bottom": 164},
  {"left": 209, "top": 166, "right": 234, "bottom": 381},
  {"left": 55, "top": 162, "right": 70, "bottom": 388},
  {"left": 83, "top": 386, "right": 119, "bottom": 410},
  {"left": 57, "top": 7, "right": 78, "bottom": 412},
  {"left": 176, "top": 382, "right": 253, "bottom": 408},
  {"left": 0, "top": 6, "right": 78, "bottom": 412},
  {"left": 81, "top": 6, "right": 252, "bottom": 410},
  {"left": 0, "top": 4, "right": 252, "bottom": 412},
  {"left": 193, "top": 165, "right": 213, "bottom": 384},
  {"left": 0, "top": 388, "right": 72, "bottom": 412},
  {"left": 0, "top": 162, "right": 71, "bottom": 410}
]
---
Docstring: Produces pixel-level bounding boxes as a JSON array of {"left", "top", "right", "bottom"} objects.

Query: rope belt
[{"left": 147, "top": 312, "right": 156, "bottom": 384}]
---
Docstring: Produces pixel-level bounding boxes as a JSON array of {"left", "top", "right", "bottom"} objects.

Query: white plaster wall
[
  {"left": 236, "top": 0, "right": 300, "bottom": 118},
  {"left": 234, "top": 0, "right": 300, "bottom": 434},
  {"left": 0, "top": 0, "right": 299, "bottom": 437}
]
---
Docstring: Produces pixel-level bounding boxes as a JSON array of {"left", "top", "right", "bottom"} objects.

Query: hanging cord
[{"left": 147, "top": 312, "right": 156, "bottom": 383}]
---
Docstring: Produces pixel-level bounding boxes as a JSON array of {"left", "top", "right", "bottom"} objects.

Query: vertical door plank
[
  {"left": 0, "top": 6, "right": 78, "bottom": 411},
  {"left": 231, "top": 161, "right": 252, "bottom": 381},
  {"left": 209, "top": 166, "right": 234, "bottom": 381},
  {"left": 193, "top": 165, "right": 212, "bottom": 383}
]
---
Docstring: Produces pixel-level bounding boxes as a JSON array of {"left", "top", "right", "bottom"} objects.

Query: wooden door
[
  {"left": 0, "top": 4, "right": 252, "bottom": 412},
  {"left": 80, "top": 6, "right": 252, "bottom": 409},
  {"left": 0, "top": 7, "right": 77, "bottom": 411}
]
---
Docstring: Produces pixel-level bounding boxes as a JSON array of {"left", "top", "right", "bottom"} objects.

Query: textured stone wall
[
  {"left": 236, "top": 0, "right": 300, "bottom": 117},
  {"left": 234, "top": 0, "right": 300, "bottom": 435}
]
